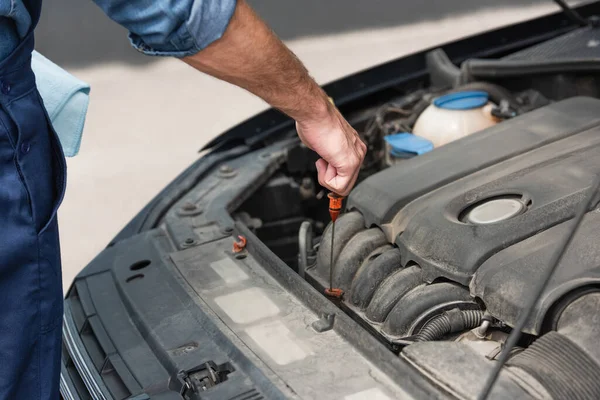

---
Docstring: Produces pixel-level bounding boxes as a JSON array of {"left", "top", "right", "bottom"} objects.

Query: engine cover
[{"left": 344, "top": 96, "right": 600, "bottom": 334}]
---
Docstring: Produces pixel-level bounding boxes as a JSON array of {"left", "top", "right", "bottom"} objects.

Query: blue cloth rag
[{"left": 31, "top": 51, "right": 90, "bottom": 157}]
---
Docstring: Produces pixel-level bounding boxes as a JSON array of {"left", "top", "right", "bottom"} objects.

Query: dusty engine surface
[
  {"left": 236, "top": 21, "right": 600, "bottom": 398},
  {"left": 306, "top": 96, "right": 600, "bottom": 341}
]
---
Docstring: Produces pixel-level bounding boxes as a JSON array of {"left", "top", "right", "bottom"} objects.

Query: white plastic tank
[{"left": 413, "top": 91, "right": 498, "bottom": 148}]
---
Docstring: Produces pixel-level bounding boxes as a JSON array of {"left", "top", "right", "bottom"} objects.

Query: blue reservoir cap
[
  {"left": 384, "top": 133, "right": 434, "bottom": 157},
  {"left": 433, "top": 90, "right": 489, "bottom": 110}
]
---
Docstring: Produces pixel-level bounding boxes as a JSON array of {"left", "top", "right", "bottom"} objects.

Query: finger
[
  {"left": 330, "top": 151, "right": 363, "bottom": 196},
  {"left": 315, "top": 158, "right": 327, "bottom": 187},
  {"left": 349, "top": 154, "right": 362, "bottom": 184},
  {"left": 325, "top": 165, "right": 354, "bottom": 196},
  {"left": 316, "top": 138, "right": 365, "bottom": 196},
  {"left": 317, "top": 158, "right": 346, "bottom": 194},
  {"left": 336, "top": 164, "right": 360, "bottom": 196},
  {"left": 346, "top": 166, "right": 361, "bottom": 194},
  {"left": 324, "top": 161, "right": 337, "bottom": 184}
]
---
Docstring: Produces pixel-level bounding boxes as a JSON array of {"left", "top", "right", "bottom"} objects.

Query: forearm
[
  {"left": 92, "top": 0, "right": 364, "bottom": 195},
  {"left": 183, "top": 0, "right": 365, "bottom": 196},
  {"left": 183, "top": 0, "right": 331, "bottom": 123}
]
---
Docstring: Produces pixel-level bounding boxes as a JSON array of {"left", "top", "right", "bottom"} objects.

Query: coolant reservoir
[{"left": 413, "top": 91, "right": 498, "bottom": 148}]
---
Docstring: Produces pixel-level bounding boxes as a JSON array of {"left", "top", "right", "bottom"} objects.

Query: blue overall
[
  {"left": 0, "top": 0, "right": 235, "bottom": 397},
  {"left": 0, "top": 30, "right": 67, "bottom": 400}
]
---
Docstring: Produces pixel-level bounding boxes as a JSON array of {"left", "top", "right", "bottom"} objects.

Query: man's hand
[
  {"left": 182, "top": 0, "right": 365, "bottom": 196},
  {"left": 296, "top": 102, "right": 366, "bottom": 196}
]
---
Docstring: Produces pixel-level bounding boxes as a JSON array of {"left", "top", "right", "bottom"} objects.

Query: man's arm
[
  {"left": 182, "top": 1, "right": 366, "bottom": 196},
  {"left": 91, "top": 0, "right": 365, "bottom": 195}
]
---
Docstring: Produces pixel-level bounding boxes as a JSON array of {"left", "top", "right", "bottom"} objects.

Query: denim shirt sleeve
[{"left": 91, "top": 0, "right": 237, "bottom": 57}]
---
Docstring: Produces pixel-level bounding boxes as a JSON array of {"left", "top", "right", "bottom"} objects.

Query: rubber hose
[
  {"left": 426, "top": 48, "right": 461, "bottom": 87},
  {"left": 508, "top": 331, "right": 600, "bottom": 400},
  {"left": 461, "top": 59, "right": 600, "bottom": 83},
  {"left": 414, "top": 309, "right": 484, "bottom": 342}
]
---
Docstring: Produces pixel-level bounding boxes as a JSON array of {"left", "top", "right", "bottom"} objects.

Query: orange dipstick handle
[
  {"left": 326, "top": 192, "right": 345, "bottom": 298},
  {"left": 328, "top": 192, "right": 344, "bottom": 222}
]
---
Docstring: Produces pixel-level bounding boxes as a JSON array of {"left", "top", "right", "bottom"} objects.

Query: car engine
[
  {"left": 237, "top": 25, "right": 600, "bottom": 399},
  {"left": 305, "top": 96, "right": 600, "bottom": 398}
]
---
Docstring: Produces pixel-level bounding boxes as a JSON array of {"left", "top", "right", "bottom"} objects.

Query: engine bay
[{"left": 235, "top": 25, "right": 600, "bottom": 399}]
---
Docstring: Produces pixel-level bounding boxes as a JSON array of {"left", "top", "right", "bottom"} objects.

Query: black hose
[
  {"left": 461, "top": 59, "right": 600, "bottom": 83},
  {"left": 414, "top": 309, "right": 484, "bottom": 342},
  {"left": 426, "top": 48, "right": 461, "bottom": 88}
]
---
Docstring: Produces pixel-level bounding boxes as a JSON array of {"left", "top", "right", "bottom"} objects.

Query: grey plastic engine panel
[{"left": 347, "top": 97, "right": 600, "bottom": 333}]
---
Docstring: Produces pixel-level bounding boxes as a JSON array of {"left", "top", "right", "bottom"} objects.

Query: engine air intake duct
[{"left": 307, "top": 210, "right": 478, "bottom": 343}]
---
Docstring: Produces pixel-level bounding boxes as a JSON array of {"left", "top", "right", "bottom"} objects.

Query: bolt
[
  {"left": 181, "top": 238, "right": 198, "bottom": 248},
  {"left": 177, "top": 203, "right": 204, "bottom": 217},
  {"left": 182, "top": 202, "right": 196, "bottom": 211},
  {"left": 218, "top": 164, "right": 237, "bottom": 178}
]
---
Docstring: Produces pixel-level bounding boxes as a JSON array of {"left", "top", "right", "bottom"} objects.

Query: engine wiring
[
  {"left": 357, "top": 89, "right": 438, "bottom": 171},
  {"left": 478, "top": 172, "right": 600, "bottom": 400}
]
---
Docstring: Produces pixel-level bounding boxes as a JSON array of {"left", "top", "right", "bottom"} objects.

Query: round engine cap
[
  {"left": 466, "top": 198, "right": 524, "bottom": 224},
  {"left": 433, "top": 90, "right": 489, "bottom": 110}
]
